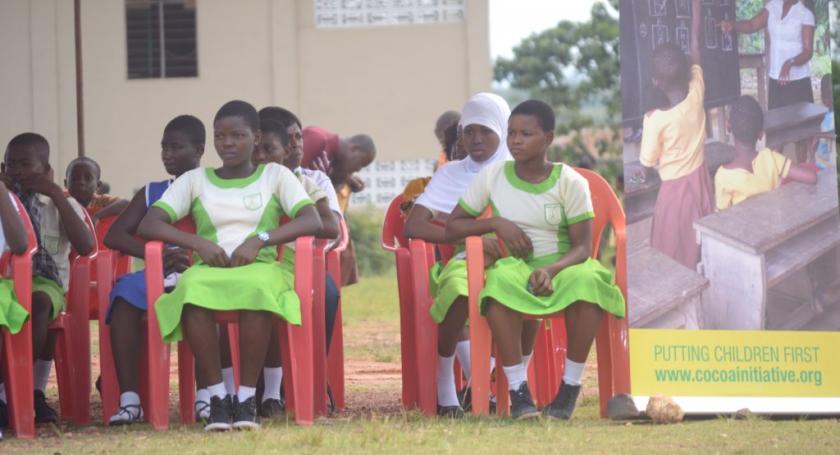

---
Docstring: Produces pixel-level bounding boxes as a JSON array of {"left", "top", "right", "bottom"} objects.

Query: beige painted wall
[
  {"left": 0, "top": 0, "right": 78, "bottom": 181},
  {"left": 2, "top": 0, "right": 491, "bottom": 198}
]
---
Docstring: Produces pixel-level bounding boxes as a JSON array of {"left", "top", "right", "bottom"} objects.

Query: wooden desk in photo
[
  {"left": 624, "top": 142, "right": 735, "bottom": 224},
  {"left": 764, "top": 102, "right": 828, "bottom": 151},
  {"left": 693, "top": 165, "right": 840, "bottom": 329}
]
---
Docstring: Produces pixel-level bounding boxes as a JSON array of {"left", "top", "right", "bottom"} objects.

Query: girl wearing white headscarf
[{"left": 403, "top": 92, "right": 511, "bottom": 416}]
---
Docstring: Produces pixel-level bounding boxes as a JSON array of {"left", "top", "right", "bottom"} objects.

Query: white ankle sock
[
  {"left": 262, "top": 367, "right": 283, "bottom": 402},
  {"left": 490, "top": 356, "right": 496, "bottom": 372},
  {"left": 207, "top": 382, "right": 226, "bottom": 400},
  {"left": 0, "top": 382, "right": 6, "bottom": 403},
  {"left": 455, "top": 341, "right": 472, "bottom": 382},
  {"left": 34, "top": 360, "right": 52, "bottom": 392},
  {"left": 119, "top": 391, "right": 141, "bottom": 407},
  {"left": 522, "top": 353, "right": 533, "bottom": 369},
  {"left": 237, "top": 386, "right": 256, "bottom": 402},
  {"left": 563, "top": 359, "right": 585, "bottom": 386},
  {"left": 503, "top": 363, "right": 527, "bottom": 391},
  {"left": 221, "top": 367, "right": 236, "bottom": 396},
  {"left": 196, "top": 388, "right": 210, "bottom": 404},
  {"left": 436, "top": 354, "right": 459, "bottom": 407}
]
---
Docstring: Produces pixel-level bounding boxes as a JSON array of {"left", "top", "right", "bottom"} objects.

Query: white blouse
[{"left": 765, "top": 0, "right": 815, "bottom": 81}]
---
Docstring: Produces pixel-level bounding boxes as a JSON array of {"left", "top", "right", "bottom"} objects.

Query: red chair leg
[
  {"left": 145, "top": 241, "right": 170, "bottom": 431},
  {"left": 409, "top": 240, "right": 438, "bottom": 416},
  {"left": 327, "top": 304, "right": 345, "bottom": 411},
  {"left": 226, "top": 323, "right": 241, "bottom": 391},
  {"left": 3, "top": 328, "right": 34, "bottom": 438},
  {"left": 465, "top": 237, "right": 492, "bottom": 416},
  {"left": 312, "top": 245, "right": 327, "bottom": 417},
  {"left": 97, "top": 252, "right": 119, "bottom": 424},
  {"left": 178, "top": 340, "right": 196, "bottom": 423},
  {"left": 68, "top": 258, "right": 92, "bottom": 425},
  {"left": 53, "top": 330, "right": 74, "bottom": 420},
  {"left": 394, "top": 250, "right": 417, "bottom": 409}
]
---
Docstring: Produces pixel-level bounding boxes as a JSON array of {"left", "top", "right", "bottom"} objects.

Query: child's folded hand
[
  {"left": 196, "top": 240, "right": 230, "bottom": 267},
  {"left": 230, "top": 237, "right": 262, "bottom": 267},
  {"left": 528, "top": 268, "right": 554, "bottom": 296},
  {"left": 163, "top": 247, "right": 191, "bottom": 274},
  {"left": 481, "top": 236, "right": 502, "bottom": 266},
  {"left": 493, "top": 218, "right": 533, "bottom": 259}
]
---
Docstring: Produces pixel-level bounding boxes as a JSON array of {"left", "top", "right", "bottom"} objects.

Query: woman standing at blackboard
[
  {"left": 640, "top": 0, "right": 713, "bottom": 269},
  {"left": 720, "top": 0, "right": 815, "bottom": 109}
]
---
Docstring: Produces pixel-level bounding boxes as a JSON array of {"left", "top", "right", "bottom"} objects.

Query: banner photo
[{"left": 620, "top": 0, "right": 839, "bottom": 414}]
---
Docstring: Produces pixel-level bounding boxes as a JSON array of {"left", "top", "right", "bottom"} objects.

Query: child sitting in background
[
  {"left": 0, "top": 179, "right": 31, "bottom": 434},
  {"left": 64, "top": 157, "right": 128, "bottom": 222},
  {"left": 715, "top": 95, "right": 817, "bottom": 210}
]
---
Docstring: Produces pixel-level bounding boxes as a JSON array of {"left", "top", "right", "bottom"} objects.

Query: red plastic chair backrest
[
  {"left": 94, "top": 215, "right": 119, "bottom": 251},
  {"left": 573, "top": 167, "right": 625, "bottom": 259},
  {"left": 381, "top": 195, "right": 408, "bottom": 252},
  {"left": 0, "top": 193, "right": 38, "bottom": 275}
]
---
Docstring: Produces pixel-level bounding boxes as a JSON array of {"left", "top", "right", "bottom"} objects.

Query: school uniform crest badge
[
  {"left": 544, "top": 203, "right": 565, "bottom": 225},
  {"left": 242, "top": 193, "right": 263, "bottom": 211}
]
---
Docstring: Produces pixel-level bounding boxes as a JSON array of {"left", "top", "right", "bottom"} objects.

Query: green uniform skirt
[
  {"left": 0, "top": 278, "right": 27, "bottom": 334},
  {"left": 428, "top": 259, "right": 468, "bottom": 323},
  {"left": 33, "top": 276, "right": 65, "bottom": 321},
  {"left": 155, "top": 261, "right": 300, "bottom": 343},
  {"left": 479, "top": 257, "right": 625, "bottom": 318}
]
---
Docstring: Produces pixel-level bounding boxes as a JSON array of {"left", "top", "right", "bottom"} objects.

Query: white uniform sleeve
[{"left": 153, "top": 169, "right": 197, "bottom": 222}]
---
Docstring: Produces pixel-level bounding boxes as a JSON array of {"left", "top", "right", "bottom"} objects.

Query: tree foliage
[{"left": 494, "top": 0, "right": 619, "bottom": 135}]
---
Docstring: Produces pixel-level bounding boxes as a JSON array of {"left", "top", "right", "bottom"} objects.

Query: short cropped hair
[
  {"left": 214, "top": 100, "right": 259, "bottom": 132},
  {"left": 729, "top": 95, "right": 764, "bottom": 145},
  {"left": 511, "top": 99, "right": 556, "bottom": 132},
  {"left": 259, "top": 106, "right": 302, "bottom": 130},
  {"left": 652, "top": 43, "right": 689, "bottom": 90},
  {"left": 6, "top": 132, "right": 50, "bottom": 164},
  {"left": 348, "top": 134, "right": 376, "bottom": 159},
  {"left": 260, "top": 119, "right": 290, "bottom": 147},
  {"left": 164, "top": 115, "right": 206, "bottom": 146},
  {"left": 65, "top": 156, "right": 101, "bottom": 180}
]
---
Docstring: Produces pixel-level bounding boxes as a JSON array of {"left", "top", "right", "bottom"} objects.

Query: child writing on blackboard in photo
[
  {"left": 715, "top": 95, "right": 817, "bottom": 211},
  {"left": 639, "top": 0, "right": 714, "bottom": 269}
]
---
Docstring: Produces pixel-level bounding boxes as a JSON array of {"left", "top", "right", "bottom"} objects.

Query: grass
[{"left": 3, "top": 270, "right": 840, "bottom": 453}]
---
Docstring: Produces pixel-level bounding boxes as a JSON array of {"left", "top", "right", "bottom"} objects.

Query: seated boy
[
  {"left": 65, "top": 157, "right": 129, "bottom": 221},
  {"left": 0, "top": 133, "right": 95, "bottom": 424},
  {"left": 715, "top": 95, "right": 817, "bottom": 211}
]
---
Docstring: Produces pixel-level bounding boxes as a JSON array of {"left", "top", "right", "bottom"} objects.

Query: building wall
[
  {"left": 0, "top": 0, "right": 78, "bottom": 180},
  {"left": 1, "top": 0, "right": 490, "bottom": 198}
]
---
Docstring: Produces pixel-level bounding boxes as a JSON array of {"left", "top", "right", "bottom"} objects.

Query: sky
[{"left": 489, "top": 0, "right": 602, "bottom": 60}]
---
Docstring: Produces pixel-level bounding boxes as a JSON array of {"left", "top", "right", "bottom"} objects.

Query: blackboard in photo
[{"left": 620, "top": 0, "right": 740, "bottom": 126}]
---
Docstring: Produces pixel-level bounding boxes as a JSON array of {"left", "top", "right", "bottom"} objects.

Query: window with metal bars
[{"left": 126, "top": 0, "right": 197, "bottom": 79}]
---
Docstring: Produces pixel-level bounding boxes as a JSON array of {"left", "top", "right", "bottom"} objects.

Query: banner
[{"left": 620, "top": 0, "right": 840, "bottom": 414}]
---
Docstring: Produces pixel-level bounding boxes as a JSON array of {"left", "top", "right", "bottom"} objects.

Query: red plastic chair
[
  {"left": 1, "top": 196, "right": 97, "bottom": 434},
  {"left": 325, "top": 217, "right": 350, "bottom": 412},
  {"left": 465, "top": 167, "right": 630, "bottom": 417},
  {"left": 0, "top": 194, "right": 38, "bottom": 438},
  {"left": 380, "top": 195, "right": 421, "bottom": 410},
  {"left": 48, "top": 210, "right": 98, "bottom": 425},
  {"left": 391, "top": 197, "right": 465, "bottom": 416},
  {"left": 143, "top": 221, "right": 318, "bottom": 429}
]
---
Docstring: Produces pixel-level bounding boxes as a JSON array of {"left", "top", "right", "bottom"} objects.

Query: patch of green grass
[
  {"left": 341, "top": 273, "right": 399, "bottom": 327},
  {"left": 4, "top": 410, "right": 840, "bottom": 454}
]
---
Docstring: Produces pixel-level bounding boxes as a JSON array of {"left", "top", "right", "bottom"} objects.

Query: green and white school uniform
[
  {"left": 152, "top": 163, "right": 314, "bottom": 342},
  {"left": 279, "top": 173, "right": 328, "bottom": 270},
  {"left": 458, "top": 161, "right": 625, "bottom": 318},
  {"left": 0, "top": 195, "right": 27, "bottom": 334}
]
